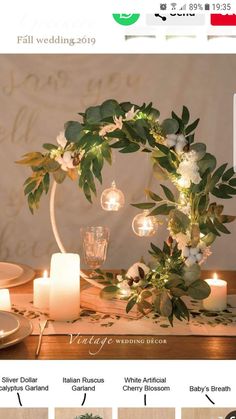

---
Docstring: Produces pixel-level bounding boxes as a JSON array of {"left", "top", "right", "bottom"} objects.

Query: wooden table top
[{"left": 0, "top": 270, "right": 236, "bottom": 360}]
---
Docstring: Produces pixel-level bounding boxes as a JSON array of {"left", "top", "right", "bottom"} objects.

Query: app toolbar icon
[{"left": 113, "top": 14, "right": 140, "bottom": 26}]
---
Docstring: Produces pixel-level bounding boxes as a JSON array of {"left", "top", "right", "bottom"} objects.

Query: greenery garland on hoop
[{"left": 17, "top": 100, "right": 236, "bottom": 325}]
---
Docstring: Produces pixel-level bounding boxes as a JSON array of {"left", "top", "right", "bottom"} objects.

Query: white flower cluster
[
  {"left": 117, "top": 262, "right": 150, "bottom": 297},
  {"left": 99, "top": 106, "right": 139, "bottom": 137},
  {"left": 171, "top": 232, "right": 211, "bottom": 267},
  {"left": 177, "top": 150, "right": 201, "bottom": 188},
  {"left": 165, "top": 134, "right": 187, "bottom": 155},
  {"left": 51, "top": 131, "right": 84, "bottom": 172}
]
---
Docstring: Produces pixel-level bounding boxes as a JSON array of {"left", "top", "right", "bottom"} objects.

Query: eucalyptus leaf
[
  {"left": 161, "top": 118, "right": 179, "bottom": 135},
  {"left": 188, "top": 279, "right": 211, "bottom": 300}
]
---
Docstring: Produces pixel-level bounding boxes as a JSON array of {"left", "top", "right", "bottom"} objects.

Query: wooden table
[{"left": 0, "top": 270, "right": 236, "bottom": 360}]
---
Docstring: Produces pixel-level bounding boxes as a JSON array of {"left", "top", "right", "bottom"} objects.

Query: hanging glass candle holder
[
  {"left": 100, "top": 181, "right": 125, "bottom": 211},
  {"left": 132, "top": 210, "right": 159, "bottom": 237}
]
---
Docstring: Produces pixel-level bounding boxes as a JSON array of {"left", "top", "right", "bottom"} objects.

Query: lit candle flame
[
  {"left": 43, "top": 270, "right": 48, "bottom": 279},
  {"left": 213, "top": 273, "right": 218, "bottom": 280}
]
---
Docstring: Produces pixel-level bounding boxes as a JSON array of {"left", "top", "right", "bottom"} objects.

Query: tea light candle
[
  {"left": 34, "top": 270, "right": 51, "bottom": 310},
  {"left": 49, "top": 253, "right": 80, "bottom": 321},
  {"left": 0, "top": 289, "right": 11, "bottom": 311},
  {"left": 203, "top": 273, "right": 227, "bottom": 311}
]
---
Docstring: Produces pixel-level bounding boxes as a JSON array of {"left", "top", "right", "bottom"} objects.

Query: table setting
[{"left": 1, "top": 100, "right": 236, "bottom": 359}]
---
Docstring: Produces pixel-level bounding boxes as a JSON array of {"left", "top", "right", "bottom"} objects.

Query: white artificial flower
[
  {"left": 126, "top": 262, "right": 150, "bottom": 279},
  {"left": 124, "top": 106, "right": 139, "bottom": 121},
  {"left": 99, "top": 115, "right": 123, "bottom": 137},
  {"left": 56, "top": 131, "right": 67, "bottom": 149},
  {"left": 165, "top": 134, "right": 187, "bottom": 154},
  {"left": 113, "top": 115, "right": 123, "bottom": 130},
  {"left": 182, "top": 241, "right": 211, "bottom": 267},
  {"left": 177, "top": 151, "right": 201, "bottom": 188},
  {"left": 118, "top": 280, "right": 132, "bottom": 297},
  {"left": 55, "top": 151, "right": 75, "bottom": 172}
]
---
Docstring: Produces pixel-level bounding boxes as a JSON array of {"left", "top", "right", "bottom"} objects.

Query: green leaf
[
  {"left": 211, "top": 187, "right": 231, "bottom": 199},
  {"left": 43, "top": 173, "right": 50, "bottom": 194},
  {"left": 102, "top": 143, "right": 112, "bottom": 164},
  {"left": 34, "top": 182, "right": 44, "bottom": 204},
  {"left": 120, "top": 143, "right": 140, "bottom": 153},
  {"left": 201, "top": 232, "right": 216, "bottom": 246},
  {"left": 222, "top": 167, "right": 235, "bottom": 181},
  {"left": 100, "top": 99, "right": 122, "bottom": 119},
  {"left": 83, "top": 183, "right": 92, "bottom": 203},
  {"left": 65, "top": 121, "right": 84, "bottom": 143},
  {"left": 157, "top": 156, "right": 175, "bottom": 173},
  {"left": 183, "top": 263, "right": 201, "bottom": 285},
  {"left": 198, "top": 153, "right": 217, "bottom": 175},
  {"left": 206, "top": 219, "right": 221, "bottom": 236},
  {"left": 53, "top": 169, "right": 67, "bottom": 184},
  {"left": 190, "top": 143, "right": 206, "bottom": 161},
  {"left": 220, "top": 184, "right": 236, "bottom": 195},
  {"left": 149, "top": 204, "right": 175, "bottom": 216},
  {"left": 182, "top": 106, "right": 190, "bottom": 125},
  {"left": 209, "top": 163, "right": 228, "bottom": 191},
  {"left": 160, "top": 184, "right": 175, "bottom": 202},
  {"left": 24, "top": 180, "right": 37, "bottom": 195},
  {"left": 155, "top": 143, "right": 170, "bottom": 155},
  {"left": 161, "top": 118, "right": 179, "bottom": 135},
  {"left": 43, "top": 143, "right": 57, "bottom": 151},
  {"left": 188, "top": 279, "right": 211, "bottom": 300},
  {"left": 185, "top": 118, "right": 200, "bottom": 135},
  {"left": 165, "top": 276, "right": 184, "bottom": 289},
  {"left": 214, "top": 218, "right": 230, "bottom": 234},
  {"left": 102, "top": 285, "right": 120, "bottom": 293},
  {"left": 131, "top": 202, "right": 156, "bottom": 209},
  {"left": 85, "top": 106, "right": 102, "bottom": 124},
  {"left": 147, "top": 190, "right": 162, "bottom": 202},
  {"left": 170, "top": 209, "right": 190, "bottom": 232},
  {"left": 27, "top": 193, "right": 35, "bottom": 214},
  {"left": 126, "top": 296, "right": 137, "bottom": 313},
  {"left": 160, "top": 291, "right": 173, "bottom": 317},
  {"left": 219, "top": 215, "right": 236, "bottom": 224},
  {"left": 110, "top": 139, "right": 129, "bottom": 149},
  {"left": 229, "top": 178, "right": 236, "bottom": 186}
]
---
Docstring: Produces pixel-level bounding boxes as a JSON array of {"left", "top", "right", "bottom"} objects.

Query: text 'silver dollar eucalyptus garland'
[{"left": 18, "top": 100, "right": 236, "bottom": 324}]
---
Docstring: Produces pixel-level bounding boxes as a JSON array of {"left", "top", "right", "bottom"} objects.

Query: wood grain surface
[
  {"left": 182, "top": 408, "right": 236, "bottom": 419},
  {"left": 55, "top": 408, "right": 112, "bottom": 419},
  {"left": 119, "top": 408, "right": 175, "bottom": 419},
  {"left": 0, "top": 270, "right": 236, "bottom": 360},
  {"left": 0, "top": 408, "right": 48, "bottom": 419}
]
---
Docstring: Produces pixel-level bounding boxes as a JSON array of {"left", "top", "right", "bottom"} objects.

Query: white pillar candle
[
  {"left": 34, "top": 270, "right": 51, "bottom": 310},
  {"left": 203, "top": 273, "right": 227, "bottom": 311},
  {"left": 0, "top": 289, "right": 11, "bottom": 311},
  {"left": 49, "top": 253, "right": 80, "bottom": 321}
]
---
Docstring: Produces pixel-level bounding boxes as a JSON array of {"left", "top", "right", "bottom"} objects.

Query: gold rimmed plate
[
  {"left": 0, "top": 312, "right": 20, "bottom": 339},
  {"left": 0, "top": 311, "right": 33, "bottom": 350},
  {"left": 0, "top": 263, "right": 35, "bottom": 289}
]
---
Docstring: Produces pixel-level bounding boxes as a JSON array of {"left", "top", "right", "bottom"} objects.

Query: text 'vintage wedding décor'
[{"left": 18, "top": 100, "right": 236, "bottom": 324}]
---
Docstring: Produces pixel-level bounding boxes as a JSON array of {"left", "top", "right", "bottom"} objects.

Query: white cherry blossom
[{"left": 124, "top": 106, "right": 139, "bottom": 121}]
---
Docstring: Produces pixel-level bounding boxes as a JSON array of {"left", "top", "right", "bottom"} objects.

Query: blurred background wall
[{"left": 0, "top": 54, "right": 235, "bottom": 270}]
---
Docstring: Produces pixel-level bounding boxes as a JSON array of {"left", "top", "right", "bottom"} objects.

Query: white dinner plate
[
  {"left": 0, "top": 312, "right": 33, "bottom": 350},
  {"left": 0, "top": 262, "right": 23, "bottom": 282},
  {"left": 0, "top": 263, "right": 35, "bottom": 289},
  {"left": 0, "top": 312, "right": 20, "bottom": 339}
]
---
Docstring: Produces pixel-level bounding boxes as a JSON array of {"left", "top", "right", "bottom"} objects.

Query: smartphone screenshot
[{"left": 0, "top": 2, "right": 235, "bottom": 419}]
